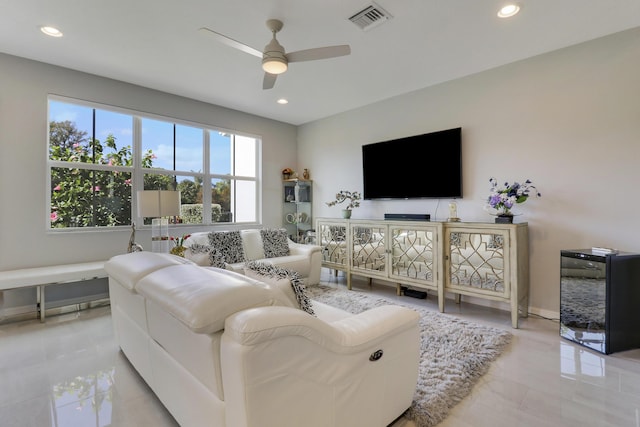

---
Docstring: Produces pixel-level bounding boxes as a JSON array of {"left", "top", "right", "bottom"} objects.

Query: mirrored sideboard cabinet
[{"left": 316, "top": 218, "right": 529, "bottom": 328}]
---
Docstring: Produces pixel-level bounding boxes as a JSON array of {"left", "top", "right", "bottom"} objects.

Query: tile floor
[{"left": 1, "top": 268, "right": 640, "bottom": 427}]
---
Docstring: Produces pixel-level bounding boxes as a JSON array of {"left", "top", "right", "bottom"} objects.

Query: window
[{"left": 48, "top": 96, "right": 260, "bottom": 230}]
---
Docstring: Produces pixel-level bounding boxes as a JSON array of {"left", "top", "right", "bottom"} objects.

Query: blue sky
[{"left": 49, "top": 99, "right": 231, "bottom": 174}]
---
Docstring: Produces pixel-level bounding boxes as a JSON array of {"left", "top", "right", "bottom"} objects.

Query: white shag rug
[{"left": 306, "top": 285, "right": 513, "bottom": 427}]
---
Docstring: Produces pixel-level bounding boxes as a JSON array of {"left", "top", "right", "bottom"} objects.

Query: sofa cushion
[
  {"left": 208, "top": 230, "right": 245, "bottom": 263},
  {"left": 260, "top": 228, "right": 290, "bottom": 258},
  {"left": 105, "top": 251, "right": 194, "bottom": 290},
  {"left": 240, "top": 229, "right": 265, "bottom": 260},
  {"left": 136, "top": 264, "right": 288, "bottom": 334}
]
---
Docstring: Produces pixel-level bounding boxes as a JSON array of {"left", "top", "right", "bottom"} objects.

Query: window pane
[
  {"left": 212, "top": 178, "right": 232, "bottom": 223},
  {"left": 177, "top": 175, "right": 203, "bottom": 224},
  {"left": 143, "top": 173, "right": 176, "bottom": 191},
  {"left": 141, "top": 118, "right": 173, "bottom": 170},
  {"left": 51, "top": 167, "right": 131, "bottom": 227},
  {"left": 235, "top": 135, "right": 257, "bottom": 177},
  {"left": 140, "top": 173, "right": 181, "bottom": 225},
  {"left": 49, "top": 101, "right": 92, "bottom": 161},
  {"left": 48, "top": 98, "right": 261, "bottom": 230},
  {"left": 176, "top": 125, "right": 203, "bottom": 173},
  {"left": 235, "top": 180, "right": 257, "bottom": 222},
  {"left": 95, "top": 109, "right": 133, "bottom": 161},
  {"left": 211, "top": 131, "right": 231, "bottom": 175}
]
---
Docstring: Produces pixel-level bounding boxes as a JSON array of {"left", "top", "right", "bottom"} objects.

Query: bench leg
[{"left": 38, "top": 285, "right": 46, "bottom": 323}]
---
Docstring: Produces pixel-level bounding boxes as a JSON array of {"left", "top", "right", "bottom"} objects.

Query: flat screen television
[{"left": 362, "top": 127, "right": 462, "bottom": 199}]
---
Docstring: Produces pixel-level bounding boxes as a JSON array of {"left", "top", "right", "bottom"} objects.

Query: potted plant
[
  {"left": 169, "top": 234, "right": 191, "bottom": 257},
  {"left": 486, "top": 178, "right": 541, "bottom": 223},
  {"left": 326, "top": 190, "right": 361, "bottom": 219}
]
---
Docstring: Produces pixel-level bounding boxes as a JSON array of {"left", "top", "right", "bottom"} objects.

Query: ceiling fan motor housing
[{"left": 262, "top": 38, "right": 288, "bottom": 74}]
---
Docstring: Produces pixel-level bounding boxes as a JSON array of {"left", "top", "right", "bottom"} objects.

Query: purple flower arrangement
[{"left": 486, "top": 178, "right": 541, "bottom": 216}]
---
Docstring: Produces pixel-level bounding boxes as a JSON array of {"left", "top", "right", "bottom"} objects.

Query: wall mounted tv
[{"left": 362, "top": 127, "right": 462, "bottom": 200}]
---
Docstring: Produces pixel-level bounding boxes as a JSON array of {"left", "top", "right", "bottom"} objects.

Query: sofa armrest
[
  {"left": 288, "top": 241, "right": 322, "bottom": 257},
  {"left": 222, "top": 304, "right": 420, "bottom": 427},
  {"left": 224, "top": 305, "right": 419, "bottom": 353}
]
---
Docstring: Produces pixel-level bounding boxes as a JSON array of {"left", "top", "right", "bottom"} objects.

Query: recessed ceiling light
[
  {"left": 277, "top": 98, "right": 288, "bottom": 105},
  {"left": 497, "top": 4, "right": 520, "bottom": 18},
  {"left": 40, "top": 26, "right": 63, "bottom": 37}
]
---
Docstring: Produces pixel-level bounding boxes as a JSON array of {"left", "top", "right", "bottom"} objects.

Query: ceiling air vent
[{"left": 349, "top": 3, "right": 392, "bottom": 31}]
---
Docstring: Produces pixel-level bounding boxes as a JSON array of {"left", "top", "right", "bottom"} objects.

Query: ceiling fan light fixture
[{"left": 262, "top": 57, "right": 288, "bottom": 74}]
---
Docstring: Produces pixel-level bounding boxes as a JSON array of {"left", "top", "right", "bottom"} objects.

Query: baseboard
[
  {"left": 528, "top": 306, "right": 559, "bottom": 321},
  {"left": 46, "top": 293, "right": 110, "bottom": 309},
  {"left": 341, "top": 273, "right": 560, "bottom": 323},
  {"left": 0, "top": 298, "right": 110, "bottom": 325},
  {"left": 441, "top": 293, "right": 559, "bottom": 321},
  {"left": 0, "top": 304, "right": 36, "bottom": 321}
]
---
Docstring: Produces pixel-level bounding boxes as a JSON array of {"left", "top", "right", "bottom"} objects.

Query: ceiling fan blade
[
  {"left": 198, "top": 27, "right": 263, "bottom": 58},
  {"left": 263, "top": 72, "right": 277, "bottom": 90},
  {"left": 287, "top": 45, "right": 351, "bottom": 63}
]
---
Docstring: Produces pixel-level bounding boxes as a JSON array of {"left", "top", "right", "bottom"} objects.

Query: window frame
[{"left": 47, "top": 95, "right": 262, "bottom": 232}]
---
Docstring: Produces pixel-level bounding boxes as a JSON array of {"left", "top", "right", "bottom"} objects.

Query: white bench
[{"left": 0, "top": 261, "right": 107, "bottom": 322}]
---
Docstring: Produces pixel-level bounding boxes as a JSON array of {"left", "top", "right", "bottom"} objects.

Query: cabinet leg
[
  {"left": 347, "top": 274, "right": 352, "bottom": 290},
  {"left": 334, "top": 269, "right": 338, "bottom": 277},
  {"left": 521, "top": 296, "right": 529, "bottom": 318},
  {"left": 511, "top": 293, "right": 521, "bottom": 328},
  {"left": 368, "top": 277, "right": 372, "bottom": 287},
  {"left": 455, "top": 293, "right": 461, "bottom": 304},
  {"left": 396, "top": 283, "right": 401, "bottom": 296}
]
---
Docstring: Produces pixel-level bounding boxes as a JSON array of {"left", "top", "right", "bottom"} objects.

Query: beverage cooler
[{"left": 560, "top": 249, "right": 640, "bottom": 354}]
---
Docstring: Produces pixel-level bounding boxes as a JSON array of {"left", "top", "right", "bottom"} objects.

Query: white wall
[
  {"left": 298, "top": 27, "right": 640, "bottom": 317},
  {"left": 0, "top": 53, "right": 297, "bottom": 270},
  {"left": 2, "top": 27, "right": 639, "bottom": 318}
]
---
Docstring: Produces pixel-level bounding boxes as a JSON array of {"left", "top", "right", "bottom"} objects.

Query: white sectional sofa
[
  {"left": 105, "top": 251, "right": 420, "bottom": 427},
  {"left": 184, "top": 228, "right": 322, "bottom": 285}
]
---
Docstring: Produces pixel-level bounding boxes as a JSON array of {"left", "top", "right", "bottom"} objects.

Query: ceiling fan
[{"left": 198, "top": 19, "right": 351, "bottom": 90}]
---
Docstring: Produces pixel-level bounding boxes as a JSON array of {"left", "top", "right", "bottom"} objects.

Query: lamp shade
[{"left": 137, "top": 190, "right": 181, "bottom": 217}]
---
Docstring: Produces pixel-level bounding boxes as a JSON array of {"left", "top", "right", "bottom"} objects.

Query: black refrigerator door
[
  {"left": 606, "top": 254, "right": 640, "bottom": 354},
  {"left": 560, "top": 250, "right": 607, "bottom": 353}
]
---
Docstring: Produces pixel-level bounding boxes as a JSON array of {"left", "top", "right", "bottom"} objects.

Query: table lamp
[{"left": 137, "top": 190, "right": 181, "bottom": 252}]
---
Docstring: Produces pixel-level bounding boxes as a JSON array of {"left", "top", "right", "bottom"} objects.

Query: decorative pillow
[
  {"left": 185, "top": 243, "right": 228, "bottom": 269},
  {"left": 245, "top": 261, "right": 314, "bottom": 316},
  {"left": 243, "top": 268, "right": 299, "bottom": 308},
  {"left": 209, "top": 247, "right": 227, "bottom": 269},
  {"left": 241, "top": 229, "right": 266, "bottom": 260},
  {"left": 184, "top": 243, "right": 213, "bottom": 266},
  {"left": 208, "top": 231, "right": 245, "bottom": 264},
  {"left": 260, "top": 228, "right": 290, "bottom": 258}
]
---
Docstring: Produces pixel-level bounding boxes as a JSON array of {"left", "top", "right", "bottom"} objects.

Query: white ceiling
[{"left": 2, "top": 0, "right": 640, "bottom": 126}]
